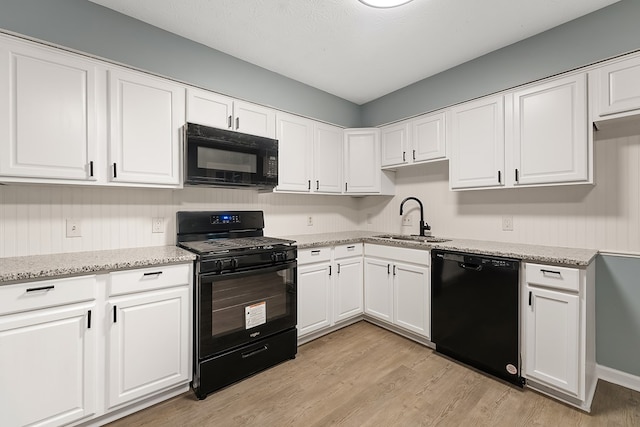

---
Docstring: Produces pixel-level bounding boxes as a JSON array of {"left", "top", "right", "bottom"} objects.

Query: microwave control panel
[{"left": 264, "top": 155, "right": 278, "bottom": 178}]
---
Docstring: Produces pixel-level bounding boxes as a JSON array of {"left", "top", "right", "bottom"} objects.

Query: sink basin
[{"left": 373, "top": 234, "right": 451, "bottom": 243}]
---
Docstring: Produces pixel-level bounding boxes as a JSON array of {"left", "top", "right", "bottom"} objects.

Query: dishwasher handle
[{"left": 459, "top": 262, "right": 482, "bottom": 272}]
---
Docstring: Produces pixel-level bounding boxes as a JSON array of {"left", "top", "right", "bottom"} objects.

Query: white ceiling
[{"left": 88, "top": 0, "right": 620, "bottom": 105}]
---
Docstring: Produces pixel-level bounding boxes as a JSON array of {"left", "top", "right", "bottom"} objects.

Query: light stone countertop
[
  {"left": 0, "top": 246, "right": 196, "bottom": 285},
  {"left": 279, "top": 231, "right": 598, "bottom": 266}
]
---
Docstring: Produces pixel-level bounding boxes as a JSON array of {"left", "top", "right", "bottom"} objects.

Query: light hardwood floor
[{"left": 107, "top": 321, "right": 640, "bottom": 426}]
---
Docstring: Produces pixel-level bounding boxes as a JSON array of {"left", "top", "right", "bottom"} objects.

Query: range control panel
[{"left": 210, "top": 214, "right": 241, "bottom": 224}]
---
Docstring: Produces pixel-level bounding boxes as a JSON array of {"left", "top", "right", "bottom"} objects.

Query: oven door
[
  {"left": 185, "top": 123, "right": 278, "bottom": 187},
  {"left": 198, "top": 261, "right": 296, "bottom": 359}
]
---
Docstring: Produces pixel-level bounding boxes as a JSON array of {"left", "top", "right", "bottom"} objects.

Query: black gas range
[{"left": 177, "top": 211, "right": 298, "bottom": 399}]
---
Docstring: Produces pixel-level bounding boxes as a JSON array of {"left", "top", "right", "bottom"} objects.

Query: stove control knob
[
  {"left": 271, "top": 252, "right": 286, "bottom": 262},
  {"left": 215, "top": 260, "right": 224, "bottom": 272},
  {"left": 230, "top": 258, "right": 239, "bottom": 269}
]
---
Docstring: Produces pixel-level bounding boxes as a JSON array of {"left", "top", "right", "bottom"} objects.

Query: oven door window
[{"left": 199, "top": 262, "right": 296, "bottom": 358}]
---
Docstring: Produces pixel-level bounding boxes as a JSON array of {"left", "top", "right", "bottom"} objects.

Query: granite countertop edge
[
  {"left": 280, "top": 231, "right": 598, "bottom": 266},
  {"left": 0, "top": 246, "right": 196, "bottom": 285}
]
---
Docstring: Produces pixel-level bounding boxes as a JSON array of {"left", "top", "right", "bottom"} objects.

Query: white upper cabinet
[
  {"left": 381, "top": 112, "right": 446, "bottom": 168},
  {"left": 449, "top": 95, "right": 505, "bottom": 190},
  {"left": 275, "top": 113, "right": 343, "bottom": 194},
  {"left": 108, "top": 67, "right": 184, "bottom": 186},
  {"left": 0, "top": 35, "right": 100, "bottom": 181},
  {"left": 381, "top": 121, "right": 409, "bottom": 167},
  {"left": 276, "top": 112, "right": 314, "bottom": 192},
  {"left": 186, "top": 88, "right": 275, "bottom": 138},
  {"left": 412, "top": 111, "right": 446, "bottom": 163},
  {"left": 313, "top": 122, "right": 343, "bottom": 193},
  {"left": 511, "top": 74, "right": 588, "bottom": 186},
  {"left": 344, "top": 128, "right": 394, "bottom": 194},
  {"left": 593, "top": 53, "right": 640, "bottom": 120}
]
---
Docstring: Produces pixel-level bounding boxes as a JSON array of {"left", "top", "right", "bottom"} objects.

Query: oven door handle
[
  {"left": 200, "top": 260, "right": 297, "bottom": 280},
  {"left": 242, "top": 345, "right": 269, "bottom": 359}
]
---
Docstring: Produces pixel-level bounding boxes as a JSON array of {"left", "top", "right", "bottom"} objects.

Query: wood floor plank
[{"left": 106, "top": 322, "right": 640, "bottom": 427}]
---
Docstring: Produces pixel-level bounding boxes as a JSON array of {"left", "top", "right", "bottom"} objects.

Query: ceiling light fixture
[{"left": 358, "top": 0, "right": 413, "bottom": 8}]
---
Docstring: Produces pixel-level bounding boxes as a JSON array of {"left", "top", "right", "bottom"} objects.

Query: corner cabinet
[
  {"left": 108, "top": 68, "right": 185, "bottom": 186},
  {"left": 522, "top": 262, "right": 596, "bottom": 411},
  {"left": 363, "top": 244, "right": 430, "bottom": 339},
  {"left": 344, "top": 128, "right": 394, "bottom": 195},
  {"left": 0, "top": 276, "right": 97, "bottom": 427},
  {"left": 0, "top": 35, "right": 100, "bottom": 182},
  {"left": 106, "top": 264, "right": 191, "bottom": 409}
]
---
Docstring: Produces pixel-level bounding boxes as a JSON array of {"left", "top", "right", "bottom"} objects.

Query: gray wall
[
  {"left": 596, "top": 255, "right": 640, "bottom": 376},
  {"left": 361, "top": 0, "right": 640, "bottom": 126},
  {"left": 0, "top": 0, "right": 361, "bottom": 127}
]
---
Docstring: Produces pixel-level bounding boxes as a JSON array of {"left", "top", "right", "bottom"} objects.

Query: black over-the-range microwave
[{"left": 183, "top": 123, "right": 278, "bottom": 189}]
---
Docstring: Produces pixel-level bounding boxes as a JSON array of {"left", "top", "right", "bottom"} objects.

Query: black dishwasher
[{"left": 431, "top": 249, "right": 524, "bottom": 387}]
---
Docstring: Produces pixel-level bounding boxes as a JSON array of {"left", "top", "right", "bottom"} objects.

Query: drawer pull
[
  {"left": 26, "top": 285, "right": 54, "bottom": 293},
  {"left": 347, "top": 245, "right": 355, "bottom": 250},
  {"left": 540, "top": 269, "right": 562, "bottom": 277},
  {"left": 143, "top": 271, "right": 163, "bottom": 277},
  {"left": 311, "top": 250, "right": 321, "bottom": 255},
  {"left": 242, "top": 345, "right": 268, "bottom": 359}
]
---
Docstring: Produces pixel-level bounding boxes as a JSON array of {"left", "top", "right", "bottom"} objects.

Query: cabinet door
[
  {"left": 381, "top": 122, "right": 409, "bottom": 167},
  {"left": 233, "top": 100, "right": 276, "bottom": 138},
  {"left": 276, "top": 112, "right": 313, "bottom": 192},
  {"left": 0, "top": 37, "right": 98, "bottom": 180},
  {"left": 186, "top": 88, "right": 234, "bottom": 130},
  {"left": 108, "top": 68, "right": 185, "bottom": 185},
  {"left": 393, "top": 262, "right": 430, "bottom": 338},
  {"left": 597, "top": 55, "right": 640, "bottom": 117},
  {"left": 0, "top": 304, "right": 95, "bottom": 427},
  {"left": 449, "top": 95, "right": 504, "bottom": 189},
  {"left": 525, "top": 286, "right": 580, "bottom": 397},
  {"left": 108, "top": 286, "right": 190, "bottom": 408},
  {"left": 334, "top": 257, "right": 364, "bottom": 322},
  {"left": 363, "top": 258, "right": 393, "bottom": 322},
  {"left": 314, "top": 122, "right": 343, "bottom": 193},
  {"left": 344, "top": 129, "right": 381, "bottom": 193},
  {"left": 512, "top": 74, "right": 588, "bottom": 185},
  {"left": 412, "top": 112, "right": 446, "bottom": 163},
  {"left": 297, "top": 263, "right": 332, "bottom": 336}
]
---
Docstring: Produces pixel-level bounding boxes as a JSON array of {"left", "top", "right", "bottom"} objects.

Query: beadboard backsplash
[
  {"left": 0, "top": 186, "right": 361, "bottom": 258},
  {"left": 360, "top": 122, "right": 640, "bottom": 255},
  {"left": 2, "top": 124, "right": 640, "bottom": 258}
]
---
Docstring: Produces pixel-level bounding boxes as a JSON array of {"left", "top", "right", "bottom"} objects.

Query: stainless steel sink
[{"left": 373, "top": 234, "right": 451, "bottom": 243}]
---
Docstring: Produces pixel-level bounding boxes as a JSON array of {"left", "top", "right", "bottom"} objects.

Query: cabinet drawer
[
  {"left": 0, "top": 275, "right": 96, "bottom": 316},
  {"left": 298, "top": 247, "right": 331, "bottom": 264},
  {"left": 334, "top": 243, "right": 363, "bottom": 259},
  {"left": 525, "top": 263, "right": 580, "bottom": 292},
  {"left": 109, "top": 263, "right": 191, "bottom": 296}
]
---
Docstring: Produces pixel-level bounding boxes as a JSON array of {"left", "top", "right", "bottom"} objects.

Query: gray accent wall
[
  {"left": 0, "top": 0, "right": 361, "bottom": 127},
  {"left": 596, "top": 255, "right": 640, "bottom": 376},
  {"left": 361, "top": 0, "right": 640, "bottom": 126}
]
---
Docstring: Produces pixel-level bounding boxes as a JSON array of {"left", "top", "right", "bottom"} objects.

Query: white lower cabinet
[
  {"left": 297, "top": 244, "right": 363, "bottom": 340},
  {"left": 107, "top": 264, "right": 191, "bottom": 409},
  {"left": 0, "top": 263, "right": 192, "bottom": 426},
  {"left": 522, "top": 262, "right": 596, "bottom": 410},
  {"left": 0, "top": 276, "right": 97, "bottom": 427},
  {"left": 363, "top": 244, "right": 430, "bottom": 339}
]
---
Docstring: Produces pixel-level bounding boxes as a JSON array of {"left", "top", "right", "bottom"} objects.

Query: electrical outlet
[
  {"left": 66, "top": 219, "right": 82, "bottom": 238},
  {"left": 152, "top": 217, "right": 164, "bottom": 233},
  {"left": 307, "top": 216, "right": 313, "bottom": 226},
  {"left": 502, "top": 215, "right": 514, "bottom": 231},
  {"left": 402, "top": 216, "right": 413, "bottom": 227},
  {"left": 366, "top": 213, "right": 373, "bottom": 225}
]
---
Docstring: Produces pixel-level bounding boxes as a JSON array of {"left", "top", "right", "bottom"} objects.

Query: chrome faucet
[{"left": 399, "top": 197, "right": 431, "bottom": 236}]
